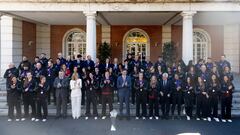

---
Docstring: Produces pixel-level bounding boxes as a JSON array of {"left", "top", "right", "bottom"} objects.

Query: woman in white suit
[{"left": 70, "top": 73, "right": 82, "bottom": 119}]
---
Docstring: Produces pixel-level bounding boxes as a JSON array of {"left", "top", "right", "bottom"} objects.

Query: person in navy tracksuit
[
  {"left": 208, "top": 74, "right": 221, "bottom": 122},
  {"left": 171, "top": 74, "right": 183, "bottom": 120},
  {"left": 85, "top": 73, "right": 99, "bottom": 119},
  {"left": 183, "top": 77, "right": 195, "bottom": 120},
  {"left": 134, "top": 72, "right": 148, "bottom": 119},
  {"left": 35, "top": 76, "right": 49, "bottom": 121},
  {"left": 148, "top": 75, "right": 160, "bottom": 120},
  {"left": 22, "top": 72, "right": 36, "bottom": 121},
  {"left": 221, "top": 75, "right": 234, "bottom": 122},
  {"left": 7, "top": 76, "right": 22, "bottom": 121}
]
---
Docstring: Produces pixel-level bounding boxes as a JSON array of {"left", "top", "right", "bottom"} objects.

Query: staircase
[{"left": 0, "top": 74, "right": 239, "bottom": 117}]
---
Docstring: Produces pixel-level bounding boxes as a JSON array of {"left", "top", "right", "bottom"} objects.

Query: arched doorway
[
  {"left": 62, "top": 28, "right": 86, "bottom": 59},
  {"left": 193, "top": 28, "right": 211, "bottom": 63},
  {"left": 123, "top": 28, "right": 150, "bottom": 60}
]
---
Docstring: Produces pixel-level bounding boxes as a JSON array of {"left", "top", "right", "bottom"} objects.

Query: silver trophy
[{"left": 110, "top": 109, "right": 118, "bottom": 131}]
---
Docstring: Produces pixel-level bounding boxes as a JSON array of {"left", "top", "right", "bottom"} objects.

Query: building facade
[{"left": 0, "top": 0, "right": 240, "bottom": 76}]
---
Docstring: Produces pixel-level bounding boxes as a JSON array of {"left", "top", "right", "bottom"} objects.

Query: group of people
[{"left": 4, "top": 52, "right": 235, "bottom": 123}]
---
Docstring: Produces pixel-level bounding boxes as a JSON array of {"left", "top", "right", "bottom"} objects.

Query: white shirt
[{"left": 70, "top": 79, "right": 82, "bottom": 97}]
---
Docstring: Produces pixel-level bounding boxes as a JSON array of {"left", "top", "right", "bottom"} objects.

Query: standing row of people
[{"left": 4, "top": 53, "right": 234, "bottom": 122}]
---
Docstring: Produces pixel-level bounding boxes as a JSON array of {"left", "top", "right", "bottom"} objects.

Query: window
[
  {"left": 123, "top": 28, "right": 150, "bottom": 60},
  {"left": 64, "top": 29, "right": 86, "bottom": 59},
  {"left": 193, "top": 29, "right": 211, "bottom": 64}
]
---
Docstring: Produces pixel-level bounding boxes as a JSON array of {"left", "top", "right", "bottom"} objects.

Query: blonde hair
[{"left": 71, "top": 73, "right": 79, "bottom": 80}]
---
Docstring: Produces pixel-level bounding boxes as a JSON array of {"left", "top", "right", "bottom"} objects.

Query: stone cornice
[{"left": 0, "top": 0, "right": 238, "bottom": 3}]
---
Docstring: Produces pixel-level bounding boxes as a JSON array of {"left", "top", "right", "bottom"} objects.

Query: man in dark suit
[
  {"left": 4, "top": 63, "right": 19, "bottom": 88},
  {"left": 117, "top": 69, "right": 132, "bottom": 120},
  {"left": 85, "top": 55, "right": 95, "bottom": 72},
  {"left": 160, "top": 73, "right": 172, "bottom": 119},
  {"left": 74, "top": 54, "right": 84, "bottom": 73},
  {"left": 102, "top": 58, "right": 113, "bottom": 73},
  {"left": 53, "top": 71, "right": 69, "bottom": 119},
  {"left": 218, "top": 54, "right": 231, "bottom": 75}
]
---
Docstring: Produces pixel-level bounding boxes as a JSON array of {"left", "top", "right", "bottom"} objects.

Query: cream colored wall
[
  {"left": 101, "top": 25, "right": 111, "bottom": 44},
  {"left": 224, "top": 24, "right": 240, "bottom": 73},
  {"left": 36, "top": 25, "right": 50, "bottom": 58}
]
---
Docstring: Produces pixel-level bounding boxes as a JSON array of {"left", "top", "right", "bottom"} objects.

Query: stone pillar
[
  {"left": 181, "top": 11, "right": 196, "bottom": 64},
  {"left": 0, "top": 15, "right": 22, "bottom": 77},
  {"left": 84, "top": 11, "right": 97, "bottom": 62}
]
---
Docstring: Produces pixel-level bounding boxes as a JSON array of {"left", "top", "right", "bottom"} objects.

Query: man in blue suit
[{"left": 117, "top": 69, "right": 132, "bottom": 120}]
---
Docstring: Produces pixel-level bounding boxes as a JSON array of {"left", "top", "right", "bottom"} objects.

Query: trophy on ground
[{"left": 110, "top": 109, "right": 118, "bottom": 131}]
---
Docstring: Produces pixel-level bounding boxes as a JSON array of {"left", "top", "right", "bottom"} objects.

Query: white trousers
[{"left": 71, "top": 95, "right": 82, "bottom": 119}]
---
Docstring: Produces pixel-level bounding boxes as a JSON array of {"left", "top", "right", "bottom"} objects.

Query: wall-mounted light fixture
[
  {"left": 115, "top": 42, "right": 119, "bottom": 47},
  {"left": 28, "top": 41, "right": 33, "bottom": 46}
]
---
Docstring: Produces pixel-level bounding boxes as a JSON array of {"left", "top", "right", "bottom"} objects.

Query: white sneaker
[
  {"left": 135, "top": 117, "right": 139, "bottom": 120},
  {"left": 85, "top": 117, "right": 89, "bottom": 120},
  {"left": 94, "top": 117, "right": 98, "bottom": 120},
  {"left": 35, "top": 119, "right": 39, "bottom": 122},
  {"left": 21, "top": 118, "right": 26, "bottom": 121},
  {"left": 196, "top": 118, "right": 200, "bottom": 121},
  {"left": 187, "top": 116, "right": 190, "bottom": 121},
  {"left": 214, "top": 117, "right": 220, "bottom": 122},
  {"left": 203, "top": 118, "right": 207, "bottom": 121},
  {"left": 155, "top": 116, "right": 159, "bottom": 120},
  {"left": 149, "top": 117, "right": 153, "bottom": 120},
  {"left": 222, "top": 119, "right": 226, "bottom": 122},
  {"left": 142, "top": 117, "right": 146, "bottom": 120},
  {"left": 42, "top": 119, "right": 47, "bottom": 122},
  {"left": 16, "top": 119, "right": 20, "bottom": 122},
  {"left": 227, "top": 119, "right": 232, "bottom": 123},
  {"left": 31, "top": 118, "right": 35, "bottom": 121},
  {"left": 7, "top": 119, "right": 12, "bottom": 122},
  {"left": 102, "top": 116, "right": 106, "bottom": 120},
  {"left": 207, "top": 117, "right": 211, "bottom": 122}
]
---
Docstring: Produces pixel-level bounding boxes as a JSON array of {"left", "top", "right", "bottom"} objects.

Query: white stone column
[
  {"left": 181, "top": 11, "right": 196, "bottom": 64},
  {"left": 0, "top": 15, "right": 22, "bottom": 77},
  {"left": 84, "top": 11, "right": 97, "bottom": 62}
]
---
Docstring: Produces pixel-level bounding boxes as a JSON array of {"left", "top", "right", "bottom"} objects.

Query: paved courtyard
[{"left": 0, "top": 116, "right": 239, "bottom": 135}]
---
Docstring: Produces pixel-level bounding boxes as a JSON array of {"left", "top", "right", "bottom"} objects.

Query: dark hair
[{"left": 77, "top": 54, "right": 82, "bottom": 58}]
